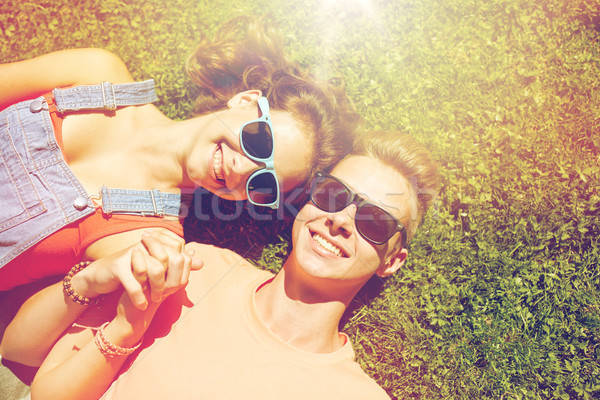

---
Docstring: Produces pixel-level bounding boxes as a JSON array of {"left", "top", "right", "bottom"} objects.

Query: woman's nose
[{"left": 228, "top": 152, "right": 261, "bottom": 191}]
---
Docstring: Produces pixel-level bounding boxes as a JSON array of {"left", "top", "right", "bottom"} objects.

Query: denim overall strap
[
  {"left": 100, "top": 187, "right": 193, "bottom": 218},
  {"left": 53, "top": 80, "right": 158, "bottom": 112},
  {"left": 0, "top": 80, "right": 162, "bottom": 268}
]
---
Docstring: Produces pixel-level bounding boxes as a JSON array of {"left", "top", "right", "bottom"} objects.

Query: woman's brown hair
[{"left": 186, "top": 16, "right": 361, "bottom": 194}]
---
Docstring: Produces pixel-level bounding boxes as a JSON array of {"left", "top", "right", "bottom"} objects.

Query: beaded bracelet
[
  {"left": 63, "top": 261, "right": 101, "bottom": 306},
  {"left": 94, "top": 322, "right": 142, "bottom": 357}
]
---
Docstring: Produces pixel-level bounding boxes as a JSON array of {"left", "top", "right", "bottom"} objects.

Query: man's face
[{"left": 290, "top": 155, "right": 411, "bottom": 292}]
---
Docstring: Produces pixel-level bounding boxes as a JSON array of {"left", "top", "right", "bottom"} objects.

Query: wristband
[
  {"left": 63, "top": 261, "right": 101, "bottom": 306},
  {"left": 94, "top": 322, "right": 142, "bottom": 357}
]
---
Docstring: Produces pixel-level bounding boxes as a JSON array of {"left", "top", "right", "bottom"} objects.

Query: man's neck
[{"left": 254, "top": 266, "right": 348, "bottom": 354}]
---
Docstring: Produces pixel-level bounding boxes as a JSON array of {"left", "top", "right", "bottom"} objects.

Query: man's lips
[{"left": 310, "top": 230, "right": 349, "bottom": 258}]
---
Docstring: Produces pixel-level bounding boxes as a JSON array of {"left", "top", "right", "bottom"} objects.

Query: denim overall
[{"left": 0, "top": 80, "right": 192, "bottom": 267}]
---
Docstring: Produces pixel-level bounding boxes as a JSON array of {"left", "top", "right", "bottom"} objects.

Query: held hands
[
  {"left": 128, "top": 230, "right": 203, "bottom": 309},
  {"left": 74, "top": 230, "right": 203, "bottom": 310},
  {"left": 112, "top": 231, "right": 203, "bottom": 341}
]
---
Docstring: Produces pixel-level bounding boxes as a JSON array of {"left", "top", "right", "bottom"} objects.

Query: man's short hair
[{"left": 352, "top": 131, "right": 441, "bottom": 245}]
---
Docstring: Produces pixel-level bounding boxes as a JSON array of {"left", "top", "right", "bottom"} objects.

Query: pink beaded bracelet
[{"left": 94, "top": 322, "right": 142, "bottom": 358}]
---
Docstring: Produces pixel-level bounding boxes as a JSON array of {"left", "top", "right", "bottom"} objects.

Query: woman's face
[{"left": 185, "top": 94, "right": 312, "bottom": 203}]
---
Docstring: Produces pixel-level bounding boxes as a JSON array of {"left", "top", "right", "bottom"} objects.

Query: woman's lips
[{"left": 212, "top": 144, "right": 225, "bottom": 182}]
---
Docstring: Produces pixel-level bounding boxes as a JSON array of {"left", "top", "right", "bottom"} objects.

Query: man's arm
[
  {"left": 31, "top": 289, "right": 161, "bottom": 400},
  {"left": 0, "top": 243, "right": 141, "bottom": 367},
  {"left": 31, "top": 236, "right": 197, "bottom": 400}
]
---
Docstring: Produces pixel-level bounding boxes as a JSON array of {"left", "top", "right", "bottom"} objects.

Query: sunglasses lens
[
  {"left": 248, "top": 172, "right": 278, "bottom": 205},
  {"left": 356, "top": 204, "right": 397, "bottom": 244},
  {"left": 242, "top": 121, "right": 273, "bottom": 159},
  {"left": 312, "top": 177, "right": 353, "bottom": 212}
]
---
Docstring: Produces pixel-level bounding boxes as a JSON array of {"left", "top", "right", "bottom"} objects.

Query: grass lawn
[{"left": 1, "top": 0, "right": 599, "bottom": 398}]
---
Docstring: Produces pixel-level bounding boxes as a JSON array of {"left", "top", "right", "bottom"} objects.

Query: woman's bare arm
[
  {"left": 0, "top": 48, "right": 133, "bottom": 110},
  {"left": 0, "top": 230, "right": 199, "bottom": 366}
]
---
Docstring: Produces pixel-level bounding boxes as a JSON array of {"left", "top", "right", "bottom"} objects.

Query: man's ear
[
  {"left": 226, "top": 90, "right": 262, "bottom": 108},
  {"left": 376, "top": 247, "right": 408, "bottom": 278}
]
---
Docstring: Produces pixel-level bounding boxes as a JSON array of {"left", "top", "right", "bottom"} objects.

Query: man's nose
[{"left": 327, "top": 204, "right": 356, "bottom": 238}]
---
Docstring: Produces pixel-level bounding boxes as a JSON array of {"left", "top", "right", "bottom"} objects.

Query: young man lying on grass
[{"left": 1, "top": 131, "right": 440, "bottom": 399}]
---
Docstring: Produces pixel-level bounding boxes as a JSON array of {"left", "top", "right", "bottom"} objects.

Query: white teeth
[
  {"left": 213, "top": 146, "right": 224, "bottom": 181},
  {"left": 312, "top": 233, "right": 343, "bottom": 257}
]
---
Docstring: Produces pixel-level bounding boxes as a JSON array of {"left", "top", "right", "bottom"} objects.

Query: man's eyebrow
[{"left": 354, "top": 190, "right": 408, "bottom": 213}]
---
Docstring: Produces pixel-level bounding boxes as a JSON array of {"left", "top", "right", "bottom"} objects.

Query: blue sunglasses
[{"left": 239, "top": 96, "right": 280, "bottom": 209}]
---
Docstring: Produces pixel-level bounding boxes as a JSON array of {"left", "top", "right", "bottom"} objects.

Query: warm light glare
[{"left": 320, "top": 0, "right": 376, "bottom": 16}]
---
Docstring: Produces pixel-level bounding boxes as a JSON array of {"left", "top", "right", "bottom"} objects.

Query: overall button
[
  {"left": 73, "top": 196, "right": 89, "bottom": 211},
  {"left": 30, "top": 98, "right": 45, "bottom": 113}
]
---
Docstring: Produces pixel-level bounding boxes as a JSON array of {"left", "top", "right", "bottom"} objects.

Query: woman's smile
[{"left": 211, "top": 143, "right": 225, "bottom": 183}]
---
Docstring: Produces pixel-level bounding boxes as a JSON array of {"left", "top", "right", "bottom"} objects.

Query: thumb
[{"left": 185, "top": 248, "right": 204, "bottom": 271}]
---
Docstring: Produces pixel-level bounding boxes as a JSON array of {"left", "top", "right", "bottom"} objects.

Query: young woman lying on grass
[{"left": 0, "top": 15, "right": 359, "bottom": 297}]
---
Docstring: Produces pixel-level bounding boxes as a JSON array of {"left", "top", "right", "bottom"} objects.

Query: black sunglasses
[
  {"left": 310, "top": 172, "right": 407, "bottom": 248},
  {"left": 239, "top": 97, "right": 279, "bottom": 209}
]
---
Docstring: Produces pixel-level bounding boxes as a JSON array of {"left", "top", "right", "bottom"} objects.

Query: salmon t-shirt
[{"left": 95, "top": 243, "right": 391, "bottom": 400}]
